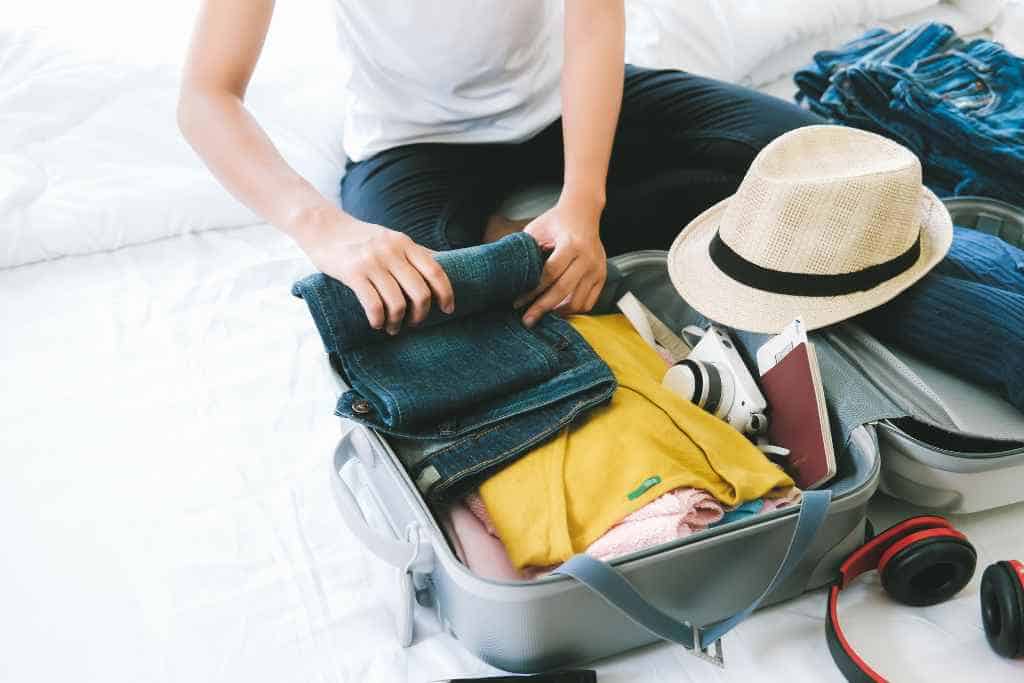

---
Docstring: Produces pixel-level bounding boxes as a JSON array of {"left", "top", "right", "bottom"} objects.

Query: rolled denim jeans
[
  {"left": 292, "top": 232, "right": 544, "bottom": 354},
  {"left": 292, "top": 232, "right": 617, "bottom": 501}
]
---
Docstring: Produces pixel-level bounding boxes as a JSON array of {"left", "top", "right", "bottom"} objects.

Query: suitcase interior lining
[{"left": 425, "top": 251, "right": 877, "bottom": 580}]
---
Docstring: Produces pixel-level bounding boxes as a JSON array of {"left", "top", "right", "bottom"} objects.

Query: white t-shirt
[{"left": 333, "top": 1, "right": 564, "bottom": 161}]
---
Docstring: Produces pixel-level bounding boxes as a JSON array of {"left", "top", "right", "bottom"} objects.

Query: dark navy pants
[{"left": 341, "top": 65, "right": 822, "bottom": 255}]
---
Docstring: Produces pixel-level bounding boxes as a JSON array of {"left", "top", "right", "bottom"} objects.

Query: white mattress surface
[{"left": 4, "top": 0, "right": 1024, "bottom": 681}]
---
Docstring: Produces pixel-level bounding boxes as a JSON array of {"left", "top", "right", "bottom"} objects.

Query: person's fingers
[
  {"left": 368, "top": 271, "right": 407, "bottom": 335},
  {"left": 583, "top": 278, "right": 604, "bottom": 312},
  {"left": 406, "top": 247, "right": 454, "bottom": 314},
  {"left": 525, "top": 281, "right": 572, "bottom": 325},
  {"left": 555, "top": 276, "right": 596, "bottom": 316},
  {"left": 514, "top": 243, "right": 575, "bottom": 309},
  {"left": 523, "top": 260, "right": 585, "bottom": 327},
  {"left": 390, "top": 259, "right": 433, "bottom": 326},
  {"left": 538, "top": 242, "right": 576, "bottom": 290},
  {"left": 350, "top": 277, "right": 386, "bottom": 329}
]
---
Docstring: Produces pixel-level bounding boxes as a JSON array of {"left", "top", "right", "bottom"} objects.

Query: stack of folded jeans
[
  {"left": 794, "top": 22, "right": 1024, "bottom": 205},
  {"left": 292, "top": 233, "right": 616, "bottom": 502}
]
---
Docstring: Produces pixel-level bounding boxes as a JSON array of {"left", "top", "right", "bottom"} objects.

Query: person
[{"left": 178, "top": 1, "right": 820, "bottom": 336}]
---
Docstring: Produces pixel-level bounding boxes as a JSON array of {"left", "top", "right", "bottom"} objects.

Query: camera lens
[
  {"left": 663, "top": 361, "right": 700, "bottom": 403},
  {"left": 663, "top": 359, "right": 734, "bottom": 422}
]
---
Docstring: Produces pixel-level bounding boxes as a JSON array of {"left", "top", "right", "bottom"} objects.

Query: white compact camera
[{"left": 662, "top": 325, "right": 768, "bottom": 436}]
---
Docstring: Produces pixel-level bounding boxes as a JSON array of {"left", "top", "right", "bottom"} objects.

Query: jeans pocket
[{"left": 916, "top": 62, "right": 996, "bottom": 114}]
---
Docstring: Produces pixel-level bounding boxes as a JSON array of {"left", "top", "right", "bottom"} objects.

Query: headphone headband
[{"left": 828, "top": 516, "right": 976, "bottom": 682}]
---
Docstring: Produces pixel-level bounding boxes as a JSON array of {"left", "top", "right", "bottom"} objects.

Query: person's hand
[
  {"left": 516, "top": 197, "right": 607, "bottom": 327},
  {"left": 303, "top": 218, "right": 454, "bottom": 335}
]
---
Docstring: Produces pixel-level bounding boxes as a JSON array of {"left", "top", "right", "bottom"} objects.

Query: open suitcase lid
[{"left": 902, "top": 196, "right": 1024, "bottom": 441}]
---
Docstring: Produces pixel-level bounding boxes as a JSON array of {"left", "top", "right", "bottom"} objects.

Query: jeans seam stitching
[
  {"left": 428, "top": 384, "right": 615, "bottom": 498},
  {"left": 347, "top": 351, "right": 404, "bottom": 427}
]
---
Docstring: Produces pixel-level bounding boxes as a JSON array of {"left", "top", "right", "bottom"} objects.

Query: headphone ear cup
[
  {"left": 981, "top": 562, "right": 1024, "bottom": 659},
  {"left": 881, "top": 536, "right": 977, "bottom": 607}
]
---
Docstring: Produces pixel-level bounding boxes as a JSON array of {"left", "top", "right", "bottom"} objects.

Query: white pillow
[{"left": 624, "top": 0, "right": 942, "bottom": 82}]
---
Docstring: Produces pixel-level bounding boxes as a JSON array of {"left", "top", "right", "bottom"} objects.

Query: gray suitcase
[{"left": 328, "top": 249, "right": 879, "bottom": 673}]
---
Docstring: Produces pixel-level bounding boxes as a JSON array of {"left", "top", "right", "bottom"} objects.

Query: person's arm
[
  {"left": 178, "top": 0, "right": 453, "bottom": 334},
  {"left": 520, "top": 0, "right": 625, "bottom": 326}
]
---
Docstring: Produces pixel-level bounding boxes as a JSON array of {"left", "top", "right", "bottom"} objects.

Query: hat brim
[{"left": 667, "top": 187, "right": 953, "bottom": 334}]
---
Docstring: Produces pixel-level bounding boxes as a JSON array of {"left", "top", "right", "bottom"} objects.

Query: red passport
[{"left": 759, "top": 342, "right": 836, "bottom": 489}]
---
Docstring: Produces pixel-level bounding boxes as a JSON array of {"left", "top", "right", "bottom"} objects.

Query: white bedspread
[
  {"left": 4, "top": 1, "right": 1024, "bottom": 681},
  {"left": 3, "top": 224, "right": 1023, "bottom": 682}
]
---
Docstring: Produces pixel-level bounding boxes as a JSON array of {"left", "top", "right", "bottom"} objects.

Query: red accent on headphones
[{"left": 827, "top": 516, "right": 980, "bottom": 682}]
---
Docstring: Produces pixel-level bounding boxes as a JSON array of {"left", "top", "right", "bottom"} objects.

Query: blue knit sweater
[{"left": 858, "top": 227, "right": 1024, "bottom": 412}]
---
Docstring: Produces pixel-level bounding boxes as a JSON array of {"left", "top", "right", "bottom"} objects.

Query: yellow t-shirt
[{"left": 478, "top": 314, "right": 793, "bottom": 569}]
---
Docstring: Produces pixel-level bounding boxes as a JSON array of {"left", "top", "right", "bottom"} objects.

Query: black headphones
[{"left": 827, "top": 515, "right": 1024, "bottom": 681}]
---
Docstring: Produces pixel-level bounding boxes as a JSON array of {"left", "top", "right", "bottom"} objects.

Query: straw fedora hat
[{"left": 667, "top": 125, "right": 952, "bottom": 334}]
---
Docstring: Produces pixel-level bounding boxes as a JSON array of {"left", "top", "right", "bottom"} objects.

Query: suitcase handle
[
  {"left": 552, "top": 489, "right": 832, "bottom": 667},
  {"left": 331, "top": 429, "right": 431, "bottom": 572}
]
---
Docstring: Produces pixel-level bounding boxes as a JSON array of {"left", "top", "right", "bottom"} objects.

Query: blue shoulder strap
[{"left": 552, "top": 489, "right": 832, "bottom": 660}]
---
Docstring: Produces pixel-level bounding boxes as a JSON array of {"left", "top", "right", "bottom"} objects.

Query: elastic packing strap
[{"left": 552, "top": 489, "right": 831, "bottom": 656}]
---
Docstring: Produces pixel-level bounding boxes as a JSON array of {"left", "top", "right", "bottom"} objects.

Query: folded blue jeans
[
  {"left": 835, "top": 45, "right": 1024, "bottom": 202},
  {"left": 795, "top": 23, "right": 958, "bottom": 119},
  {"left": 292, "top": 232, "right": 617, "bottom": 501},
  {"left": 794, "top": 23, "right": 1024, "bottom": 204}
]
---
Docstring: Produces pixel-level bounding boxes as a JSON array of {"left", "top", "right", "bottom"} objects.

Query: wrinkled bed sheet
[{"left": 4, "top": 1, "right": 1024, "bottom": 681}]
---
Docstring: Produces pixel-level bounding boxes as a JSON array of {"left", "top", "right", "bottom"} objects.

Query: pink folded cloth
[
  {"left": 453, "top": 486, "right": 801, "bottom": 580},
  {"left": 464, "top": 494, "right": 500, "bottom": 536},
  {"left": 442, "top": 500, "right": 526, "bottom": 582},
  {"left": 584, "top": 488, "right": 724, "bottom": 560}
]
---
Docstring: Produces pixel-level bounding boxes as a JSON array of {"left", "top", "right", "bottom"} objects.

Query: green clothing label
[{"left": 627, "top": 475, "right": 662, "bottom": 501}]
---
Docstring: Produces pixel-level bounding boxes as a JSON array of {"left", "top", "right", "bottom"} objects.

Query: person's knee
[
  {"left": 767, "top": 108, "right": 823, "bottom": 140},
  {"left": 748, "top": 95, "right": 824, "bottom": 146},
  {"left": 709, "top": 105, "right": 822, "bottom": 171}
]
